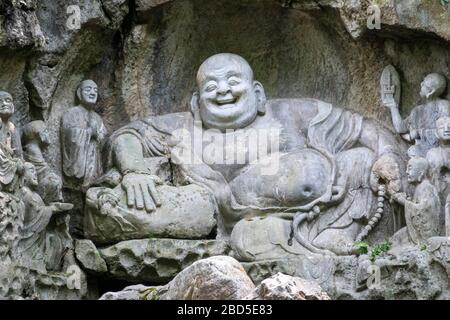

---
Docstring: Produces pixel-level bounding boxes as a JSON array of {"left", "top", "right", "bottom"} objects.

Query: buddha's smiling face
[{"left": 194, "top": 54, "right": 265, "bottom": 131}]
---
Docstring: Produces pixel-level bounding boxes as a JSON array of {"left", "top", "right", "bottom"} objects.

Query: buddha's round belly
[{"left": 229, "top": 149, "right": 334, "bottom": 208}]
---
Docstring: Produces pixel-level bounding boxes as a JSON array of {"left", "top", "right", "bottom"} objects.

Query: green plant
[
  {"left": 354, "top": 241, "right": 370, "bottom": 255},
  {"left": 354, "top": 240, "right": 392, "bottom": 262},
  {"left": 370, "top": 240, "right": 392, "bottom": 262}
]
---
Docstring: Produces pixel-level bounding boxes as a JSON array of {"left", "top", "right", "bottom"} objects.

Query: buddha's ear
[
  {"left": 427, "top": 88, "right": 437, "bottom": 99},
  {"left": 254, "top": 81, "right": 267, "bottom": 115},
  {"left": 190, "top": 92, "right": 202, "bottom": 125},
  {"left": 76, "top": 86, "right": 82, "bottom": 102}
]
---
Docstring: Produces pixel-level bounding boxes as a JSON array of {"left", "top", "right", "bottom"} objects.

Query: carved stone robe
[
  {"left": 405, "top": 100, "right": 450, "bottom": 156},
  {"left": 404, "top": 180, "right": 441, "bottom": 244},
  {"left": 0, "top": 121, "right": 22, "bottom": 188},
  {"left": 17, "top": 187, "right": 71, "bottom": 271},
  {"left": 61, "top": 106, "right": 107, "bottom": 190}
]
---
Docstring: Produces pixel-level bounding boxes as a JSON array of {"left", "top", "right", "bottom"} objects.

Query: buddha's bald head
[
  {"left": 197, "top": 54, "right": 254, "bottom": 85},
  {"left": 192, "top": 53, "right": 266, "bottom": 131}
]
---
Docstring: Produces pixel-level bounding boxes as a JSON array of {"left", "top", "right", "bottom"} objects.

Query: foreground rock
[
  {"left": 99, "top": 239, "right": 230, "bottom": 283},
  {"left": 244, "top": 273, "right": 330, "bottom": 300},
  {"left": 99, "top": 257, "right": 331, "bottom": 300},
  {"left": 100, "top": 256, "right": 255, "bottom": 300},
  {"left": 99, "top": 284, "right": 151, "bottom": 301},
  {"left": 155, "top": 256, "right": 255, "bottom": 300},
  {"left": 74, "top": 240, "right": 107, "bottom": 274}
]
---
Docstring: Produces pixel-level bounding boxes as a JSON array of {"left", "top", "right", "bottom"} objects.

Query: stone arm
[
  {"left": 386, "top": 103, "right": 409, "bottom": 136},
  {"left": 113, "top": 133, "right": 161, "bottom": 213}
]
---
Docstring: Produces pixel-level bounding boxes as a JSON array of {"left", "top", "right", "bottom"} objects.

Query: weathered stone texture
[{"left": 99, "top": 239, "right": 230, "bottom": 282}]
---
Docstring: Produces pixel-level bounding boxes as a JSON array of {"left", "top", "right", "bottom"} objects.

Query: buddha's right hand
[{"left": 122, "top": 172, "right": 162, "bottom": 213}]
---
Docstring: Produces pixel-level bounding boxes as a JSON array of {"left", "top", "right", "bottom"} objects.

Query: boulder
[
  {"left": 74, "top": 240, "right": 107, "bottom": 274},
  {"left": 155, "top": 256, "right": 256, "bottom": 300},
  {"left": 244, "top": 272, "right": 330, "bottom": 300}
]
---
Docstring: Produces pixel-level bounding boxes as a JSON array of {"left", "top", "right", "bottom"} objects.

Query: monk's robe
[
  {"left": 17, "top": 187, "right": 71, "bottom": 271},
  {"left": 404, "top": 180, "right": 441, "bottom": 244},
  {"left": 405, "top": 100, "right": 450, "bottom": 156},
  {"left": 0, "top": 121, "right": 22, "bottom": 189},
  {"left": 61, "top": 106, "right": 107, "bottom": 189}
]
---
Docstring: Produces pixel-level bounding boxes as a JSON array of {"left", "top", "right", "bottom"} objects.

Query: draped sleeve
[{"left": 307, "top": 101, "right": 363, "bottom": 154}]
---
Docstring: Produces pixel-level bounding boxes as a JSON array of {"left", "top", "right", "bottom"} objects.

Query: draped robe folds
[
  {"left": 405, "top": 101, "right": 450, "bottom": 156},
  {"left": 0, "top": 121, "right": 22, "bottom": 188},
  {"left": 61, "top": 106, "right": 107, "bottom": 189},
  {"left": 17, "top": 187, "right": 53, "bottom": 271},
  {"left": 404, "top": 180, "right": 441, "bottom": 244},
  {"left": 104, "top": 99, "right": 380, "bottom": 254},
  {"left": 17, "top": 187, "right": 71, "bottom": 271}
]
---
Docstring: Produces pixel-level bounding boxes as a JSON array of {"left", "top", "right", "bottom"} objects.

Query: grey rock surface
[
  {"left": 98, "top": 260, "right": 330, "bottom": 301},
  {"left": 74, "top": 239, "right": 107, "bottom": 274},
  {"left": 244, "top": 272, "right": 330, "bottom": 300},
  {"left": 99, "top": 284, "right": 151, "bottom": 300},
  {"left": 99, "top": 239, "right": 230, "bottom": 282},
  {"left": 355, "top": 238, "right": 450, "bottom": 300},
  {"left": 155, "top": 256, "right": 256, "bottom": 300}
]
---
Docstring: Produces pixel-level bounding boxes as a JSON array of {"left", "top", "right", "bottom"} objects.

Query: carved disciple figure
[
  {"left": 61, "top": 80, "right": 107, "bottom": 191},
  {"left": 0, "top": 91, "right": 24, "bottom": 263},
  {"left": 390, "top": 157, "right": 441, "bottom": 246},
  {"left": 426, "top": 116, "right": 450, "bottom": 236},
  {"left": 386, "top": 73, "right": 449, "bottom": 157},
  {"left": 22, "top": 121, "right": 63, "bottom": 203},
  {"left": 85, "top": 54, "right": 406, "bottom": 261},
  {"left": 17, "top": 162, "right": 73, "bottom": 271},
  {"left": 0, "top": 91, "right": 23, "bottom": 190}
]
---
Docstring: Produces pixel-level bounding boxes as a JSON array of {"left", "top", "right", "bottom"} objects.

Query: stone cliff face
[
  {"left": 0, "top": 0, "right": 449, "bottom": 168},
  {"left": 0, "top": 0, "right": 449, "bottom": 300}
]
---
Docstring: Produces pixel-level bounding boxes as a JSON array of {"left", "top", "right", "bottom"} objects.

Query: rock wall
[
  {"left": 0, "top": 0, "right": 449, "bottom": 299},
  {"left": 0, "top": 0, "right": 449, "bottom": 174}
]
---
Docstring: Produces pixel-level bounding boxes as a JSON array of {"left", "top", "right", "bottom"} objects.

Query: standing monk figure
[
  {"left": 386, "top": 73, "right": 449, "bottom": 157},
  {"left": 61, "top": 80, "right": 107, "bottom": 191},
  {"left": 0, "top": 91, "right": 23, "bottom": 190}
]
